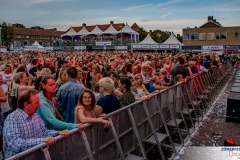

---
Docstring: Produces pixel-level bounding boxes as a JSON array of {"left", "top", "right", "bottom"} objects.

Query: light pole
[
  {"left": 120, "top": 26, "right": 123, "bottom": 46},
  {"left": 0, "top": 27, "right": 2, "bottom": 46},
  {"left": 80, "top": 35, "right": 83, "bottom": 52}
]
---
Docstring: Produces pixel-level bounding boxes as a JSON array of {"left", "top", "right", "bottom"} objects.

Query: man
[
  {"left": 29, "top": 52, "right": 44, "bottom": 78},
  {"left": 40, "top": 58, "right": 56, "bottom": 74},
  {"left": 55, "top": 59, "right": 67, "bottom": 80},
  {"left": 37, "top": 75, "right": 84, "bottom": 130},
  {"left": 3, "top": 89, "right": 70, "bottom": 159},
  {"left": 58, "top": 67, "right": 85, "bottom": 123},
  {"left": 170, "top": 56, "right": 190, "bottom": 85}
]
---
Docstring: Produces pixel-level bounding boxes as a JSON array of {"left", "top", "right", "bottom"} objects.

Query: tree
[
  {"left": 177, "top": 35, "right": 183, "bottom": 43},
  {"left": 137, "top": 27, "right": 148, "bottom": 41},
  {"left": 12, "top": 23, "right": 25, "bottom": 28},
  {"left": 30, "top": 26, "right": 44, "bottom": 30},
  {"left": 0, "top": 22, "right": 15, "bottom": 48}
]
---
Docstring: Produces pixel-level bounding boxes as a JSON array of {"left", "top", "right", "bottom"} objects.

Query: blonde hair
[
  {"left": 99, "top": 77, "right": 114, "bottom": 92},
  {"left": 14, "top": 72, "right": 25, "bottom": 84},
  {"left": 40, "top": 68, "right": 52, "bottom": 77},
  {"left": 57, "top": 69, "right": 67, "bottom": 83}
]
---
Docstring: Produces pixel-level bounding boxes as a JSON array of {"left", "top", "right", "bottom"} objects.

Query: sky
[{"left": 0, "top": 0, "right": 240, "bottom": 34}]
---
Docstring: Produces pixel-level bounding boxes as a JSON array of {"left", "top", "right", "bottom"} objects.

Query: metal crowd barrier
[{"left": 7, "top": 62, "right": 231, "bottom": 160}]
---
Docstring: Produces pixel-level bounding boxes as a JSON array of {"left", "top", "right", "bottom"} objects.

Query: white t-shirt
[
  {"left": 1, "top": 84, "right": 10, "bottom": 113},
  {"left": 0, "top": 72, "right": 13, "bottom": 87}
]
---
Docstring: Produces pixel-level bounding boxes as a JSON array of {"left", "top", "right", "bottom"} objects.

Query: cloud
[
  {"left": 157, "top": 0, "right": 193, "bottom": 7},
  {"left": 123, "top": 4, "right": 153, "bottom": 11},
  {"left": 161, "top": 12, "right": 172, "bottom": 18}
]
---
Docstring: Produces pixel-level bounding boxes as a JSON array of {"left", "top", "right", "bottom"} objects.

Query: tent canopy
[
  {"left": 103, "top": 24, "right": 119, "bottom": 34},
  {"left": 77, "top": 26, "right": 90, "bottom": 35},
  {"left": 121, "top": 22, "right": 138, "bottom": 34},
  {"left": 139, "top": 34, "right": 157, "bottom": 44},
  {"left": 61, "top": 27, "right": 77, "bottom": 37},
  {"left": 162, "top": 33, "right": 182, "bottom": 45},
  {"left": 89, "top": 25, "right": 103, "bottom": 35},
  {"left": 32, "top": 41, "right": 44, "bottom": 48}
]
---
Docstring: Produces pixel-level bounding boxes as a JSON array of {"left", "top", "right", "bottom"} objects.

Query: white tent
[
  {"left": 139, "top": 34, "right": 158, "bottom": 44},
  {"left": 162, "top": 33, "right": 182, "bottom": 45},
  {"left": 121, "top": 22, "right": 136, "bottom": 33},
  {"left": 120, "top": 22, "right": 139, "bottom": 43},
  {"left": 77, "top": 26, "right": 90, "bottom": 35},
  {"left": 90, "top": 25, "right": 103, "bottom": 35},
  {"left": 103, "top": 24, "right": 119, "bottom": 34},
  {"left": 61, "top": 27, "right": 77, "bottom": 37},
  {"left": 24, "top": 41, "right": 45, "bottom": 51}
]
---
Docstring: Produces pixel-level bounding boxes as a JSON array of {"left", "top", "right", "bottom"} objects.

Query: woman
[
  {"left": 0, "top": 75, "right": 11, "bottom": 119},
  {"left": 11, "top": 72, "right": 34, "bottom": 110},
  {"left": 37, "top": 75, "right": 84, "bottom": 130},
  {"left": 55, "top": 69, "right": 68, "bottom": 95},
  {"left": 118, "top": 77, "right": 135, "bottom": 108},
  {"left": 0, "top": 64, "right": 14, "bottom": 87},
  {"left": 95, "top": 77, "right": 119, "bottom": 117},
  {"left": 90, "top": 65, "right": 102, "bottom": 89},
  {"left": 134, "top": 74, "right": 149, "bottom": 96},
  {"left": 76, "top": 68, "right": 86, "bottom": 87},
  {"left": 74, "top": 89, "right": 110, "bottom": 127}
]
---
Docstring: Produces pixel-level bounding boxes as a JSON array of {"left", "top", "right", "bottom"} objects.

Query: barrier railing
[{"left": 7, "top": 62, "right": 231, "bottom": 160}]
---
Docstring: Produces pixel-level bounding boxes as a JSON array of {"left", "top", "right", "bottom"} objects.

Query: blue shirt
[
  {"left": 58, "top": 80, "right": 85, "bottom": 123},
  {"left": 37, "top": 91, "right": 77, "bottom": 130},
  {"left": 203, "top": 60, "right": 211, "bottom": 69},
  {"left": 3, "top": 109, "right": 57, "bottom": 159},
  {"left": 96, "top": 94, "right": 119, "bottom": 114}
]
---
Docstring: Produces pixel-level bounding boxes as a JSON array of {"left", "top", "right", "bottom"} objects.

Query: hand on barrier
[
  {"left": 77, "top": 123, "right": 84, "bottom": 131},
  {"left": 102, "top": 119, "right": 111, "bottom": 128},
  {"left": 42, "top": 137, "right": 56, "bottom": 146},
  {"left": 57, "top": 130, "right": 71, "bottom": 138},
  {"left": 99, "top": 113, "right": 107, "bottom": 119}
]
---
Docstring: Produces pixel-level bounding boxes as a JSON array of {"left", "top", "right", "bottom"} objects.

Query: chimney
[
  {"left": 208, "top": 16, "right": 213, "bottom": 21},
  {"left": 213, "top": 19, "right": 216, "bottom": 23},
  {"left": 82, "top": 23, "right": 86, "bottom": 27},
  {"left": 53, "top": 28, "right": 57, "bottom": 31},
  {"left": 110, "top": 21, "right": 114, "bottom": 24}
]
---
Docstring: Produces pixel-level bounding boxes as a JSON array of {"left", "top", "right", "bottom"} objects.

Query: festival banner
[{"left": 96, "top": 41, "right": 112, "bottom": 46}]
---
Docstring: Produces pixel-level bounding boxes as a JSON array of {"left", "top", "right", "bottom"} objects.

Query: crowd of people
[{"left": 0, "top": 50, "right": 236, "bottom": 158}]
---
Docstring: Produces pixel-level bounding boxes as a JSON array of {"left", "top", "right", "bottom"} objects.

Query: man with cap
[{"left": 55, "top": 60, "right": 68, "bottom": 80}]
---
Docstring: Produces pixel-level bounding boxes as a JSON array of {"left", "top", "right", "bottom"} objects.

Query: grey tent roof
[
  {"left": 121, "top": 22, "right": 138, "bottom": 34},
  {"left": 139, "top": 34, "right": 157, "bottom": 44},
  {"left": 89, "top": 25, "right": 103, "bottom": 35},
  {"left": 61, "top": 27, "right": 77, "bottom": 37},
  {"left": 162, "top": 33, "right": 182, "bottom": 44},
  {"left": 77, "top": 26, "right": 90, "bottom": 35},
  {"left": 103, "top": 24, "right": 119, "bottom": 34}
]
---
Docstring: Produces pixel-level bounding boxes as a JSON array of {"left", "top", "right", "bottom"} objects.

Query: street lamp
[
  {"left": 119, "top": 26, "right": 123, "bottom": 46},
  {"left": 0, "top": 27, "right": 2, "bottom": 46}
]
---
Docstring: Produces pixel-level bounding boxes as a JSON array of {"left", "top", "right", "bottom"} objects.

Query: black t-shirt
[
  {"left": 170, "top": 63, "right": 190, "bottom": 84},
  {"left": 86, "top": 72, "right": 92, "bottom": 89},
  {"left": 96, "top": 94, "right": 119, "bottom": 114},
  {"left": 29, "top": 64, "right": 42, "bottom": 77}
]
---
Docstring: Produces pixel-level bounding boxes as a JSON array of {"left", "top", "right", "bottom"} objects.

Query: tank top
[{"left": 74, "top": 106, "right": 96, "bottom": 124}]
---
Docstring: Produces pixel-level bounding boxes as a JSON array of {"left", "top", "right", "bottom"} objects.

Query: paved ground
[
  {"left": 187, "top": 77, "right": 240, "bottom": 147},
  {"left": 176, "top": 73, "right": 240, "bottom": 159}
]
